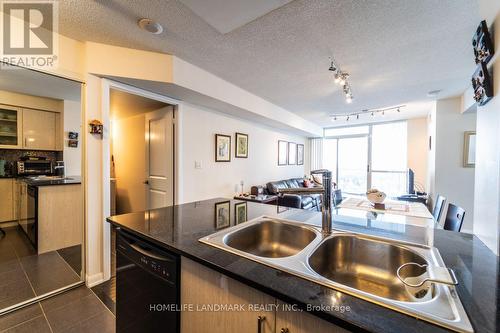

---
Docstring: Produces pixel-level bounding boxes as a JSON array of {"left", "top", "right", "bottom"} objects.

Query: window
[
  {"left": 323, "top": 121, "right": 408, "bottom": 196},
  {"left": 371, "top": 122, "right": 407, "bottom": 196}
]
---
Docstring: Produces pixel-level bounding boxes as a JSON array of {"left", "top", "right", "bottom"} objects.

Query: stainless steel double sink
[{"left": 200, "top": 216, "right": 473, "bottom": 332}]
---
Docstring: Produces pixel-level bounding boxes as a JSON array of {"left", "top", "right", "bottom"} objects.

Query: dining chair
[
  {"left": 443, "top": 204, "right": 465, "bottom": 232},
  {"left": 432, "top": 195, "right": 446, "bottom": 223}
]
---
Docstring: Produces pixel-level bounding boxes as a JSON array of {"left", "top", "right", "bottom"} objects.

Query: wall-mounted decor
[
  {"left": 297, "top": 144, "right": 304, "bottom": 165},
  {"left": 463, "top": 131, "right": 476, "bottom": 168},
  {"left": 89, "top": 120, "right": 103, "bottom": 138},
  {"left": 67, "top": 131, "right": 79, "bottom": 148},
  {"left": 235, "top": 132, "right": 248, "bottom": 158},
  {"left": 214, "top": 201, "right": 230, "bottom": 229},
  {"left": 472, "top": 62, "right": 493, "bottom": 106},
  {"left": 235, "top": 202, "right": 247, "bottom": 224},
  {"left": 215, "top": 134, "right": 231, "bottom": 162},
  {"left": 288, "top": 142, "right": 297, "bottom": 165},
  {"left": 278, "top": 140, "right": 288, "bottom": 166},
  {"left": 472, "top": 20, "right": 494, "bottom": 65}
]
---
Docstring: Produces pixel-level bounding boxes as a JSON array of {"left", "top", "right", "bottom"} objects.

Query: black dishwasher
[{"left": 116, "top": 229, "right": 180, "bottom": 333}]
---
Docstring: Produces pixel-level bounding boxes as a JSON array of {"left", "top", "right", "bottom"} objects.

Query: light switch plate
[{"left": 195, "top": 161, "right": 202, "bottom": 169}]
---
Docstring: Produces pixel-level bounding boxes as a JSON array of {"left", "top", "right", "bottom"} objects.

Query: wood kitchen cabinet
[
  {"left": 0, "top": 90, "right": 64, "bottom": 150},
  {"left": 181, "top": 258, "right": 275, "bottom": 333},
  {"left": 0, "top": 105, "right": 22, "bottom": 149},
  {"left": 0, "top": 178, "right": 15, "bottom": 222},
  {"left": 22, "top": 108, "right": 58, "bottom": 150},
  {"left": 275, "top": 301, "right": 348, "bottom": 333},
  {"left": 181, "top": 259, "right": 349, "bottom": 333}
]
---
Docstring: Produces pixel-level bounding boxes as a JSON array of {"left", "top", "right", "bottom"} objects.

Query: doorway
[
  {"left": 109, "top": 89, "right": 174, "bottom": 215},
  {"left": 95, "top": 83, "right": 177, "bottom": 313}
]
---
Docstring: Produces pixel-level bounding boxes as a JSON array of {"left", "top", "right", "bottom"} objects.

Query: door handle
[
  {"left": 280, "top": 329, "right": 290, "bottom": 333},
  {"left": 257, "top": 315, "right": 265, "bottom": 333},
  {"left": 143, "top": 180, "right": 149, "bottom": 185}
]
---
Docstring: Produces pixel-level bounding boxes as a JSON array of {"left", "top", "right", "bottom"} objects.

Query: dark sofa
[{"left": 266, "top": 178, "right": 322, "bottom": 211}]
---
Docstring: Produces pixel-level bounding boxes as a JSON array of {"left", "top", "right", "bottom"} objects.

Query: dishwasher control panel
[{"left": 117, "top": 230, "right": 178, "bottom": 285}]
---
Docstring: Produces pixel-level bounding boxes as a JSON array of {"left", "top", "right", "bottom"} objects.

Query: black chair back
[
  {"left": 333, "top": 189, "right": 342, "bottom": 206},
  {"left": 443, "top": 204, "right": 465, "bottom": 232},
  {"left": 432, "top": 195, "right": 446, "bottom": 222}
]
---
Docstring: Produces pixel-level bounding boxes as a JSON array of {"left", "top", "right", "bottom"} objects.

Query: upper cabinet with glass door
[{"left": 0, "top": 104, "right": 22, "bottom": 149}]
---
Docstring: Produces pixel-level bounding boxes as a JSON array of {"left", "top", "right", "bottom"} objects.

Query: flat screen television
[{"left": 407, "top": 168, "right": 415, "bottom": 195}]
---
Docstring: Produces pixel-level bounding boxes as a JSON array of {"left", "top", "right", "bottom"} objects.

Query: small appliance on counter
[{"left": 17, "top": 156, "right": 53, "bottom": 176}]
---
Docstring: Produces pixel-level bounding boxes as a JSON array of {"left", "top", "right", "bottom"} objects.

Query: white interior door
[{"left": 145, "top": 106, "right": 174, "bottom": 209}]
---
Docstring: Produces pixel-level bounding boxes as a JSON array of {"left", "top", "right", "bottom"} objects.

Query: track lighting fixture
[
  {"left": 328, "top": 59, "right": 354, "bottom": 103},
  {"left": 329, "top": 61, "right": 337, "bottom": 72},
  {"left": 329, "top": 105, "right": 405, "bottom": 122}
]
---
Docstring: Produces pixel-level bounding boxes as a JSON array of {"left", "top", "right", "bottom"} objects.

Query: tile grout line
[
  {"left": 38, "top": 303, "right": 54, "bottom": 333},
  {"left": 89, "top": 285, "right": 116, "bottom": 317},
  {"left": 6, "top": 227, "right": 38, "bottom": 299},
  {"left": 54, "top": 250, "right": 82, "bottom": 281},
  {"left": 0, "top": 314, "right": 46, "bottom": 333}
]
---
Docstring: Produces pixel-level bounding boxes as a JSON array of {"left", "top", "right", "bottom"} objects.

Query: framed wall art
[
  {"left": 278, "top": 140, "right": 288, "bottom": 166},
  {"left": 235, "top": 132, "right": 248, "bottom": 158},
  {"left": 297, "top": 144, "right": 304, "bottom": 165},
  {"left": 215, "top": 134, "right": 231, "bottom": 162},
  {"left": 463, "top": 131, "right": 476, "bottom": 168}
]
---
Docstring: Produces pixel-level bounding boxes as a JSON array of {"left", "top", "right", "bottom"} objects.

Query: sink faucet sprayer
[{"left": 311, "top": 169, "right": 333, "bottom": 235}]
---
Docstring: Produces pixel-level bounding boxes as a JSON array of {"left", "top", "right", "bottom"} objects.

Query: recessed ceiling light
[{"left": 138, "top": 18, "right": 163, "bottom": 35}]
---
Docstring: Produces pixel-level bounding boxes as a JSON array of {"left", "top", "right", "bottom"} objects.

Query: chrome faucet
[{"left": 311, "top": 169, "right": 332, "bottom": 235}]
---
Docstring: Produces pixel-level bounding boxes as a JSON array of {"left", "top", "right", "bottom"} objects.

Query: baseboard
[{"left": 86, "top": 272, "right": 105, "bottom": 288}]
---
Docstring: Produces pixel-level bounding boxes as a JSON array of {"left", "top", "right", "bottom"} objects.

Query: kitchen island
[
  {"left": 19, "top": 176, "right": 82, "bottom": 253},
  {"left": 107, "top": 198, "right": 498, "bottom": 333}
]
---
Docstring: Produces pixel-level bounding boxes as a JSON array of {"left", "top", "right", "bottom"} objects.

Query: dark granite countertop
[
  {"left": 22, "top": 176, "right": 81, "bottom": 187},
  {"left": 106, "top": 198, "right": 499, "bottom": 333}
]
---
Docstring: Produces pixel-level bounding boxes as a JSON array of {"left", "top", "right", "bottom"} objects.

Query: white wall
[
  {"left": 473, "top": 2, "right": 500, "bottom": 255},
  {"left": 177, "top": 103, "right": 307, "bottom": 204},
  {"left": 407, "top": 118, "right": 428, "bottom": 191},
  {"left": 430, "top": 97, "right": 476, "bottom": 232},
  {"left": 63, "top": 100, "right": 81, "bottom": 176}
]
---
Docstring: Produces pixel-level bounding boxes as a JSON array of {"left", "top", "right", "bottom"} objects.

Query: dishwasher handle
[
  {"left": 118, "top": 230, "right": 176, "bottom": 263},
  {"left": 128, "top": 242, "right": 174, "bottom": 262}
]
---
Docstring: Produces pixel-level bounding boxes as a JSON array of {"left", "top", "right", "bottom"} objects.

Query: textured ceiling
[{"left": 59, "top": 0, "right": 479, "bottom": 126}]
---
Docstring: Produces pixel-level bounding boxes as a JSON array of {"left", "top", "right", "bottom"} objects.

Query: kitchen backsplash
[{"left": 0, "top": 149, "right": 63, "bottom": 176}]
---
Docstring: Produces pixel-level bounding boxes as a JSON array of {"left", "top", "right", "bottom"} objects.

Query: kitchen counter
[
  {"left": 106, "top": 198, "right": 499, "bottom": 333},
  {"left": 21, "top": 176, "right": 81, "bottom": 187}
]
